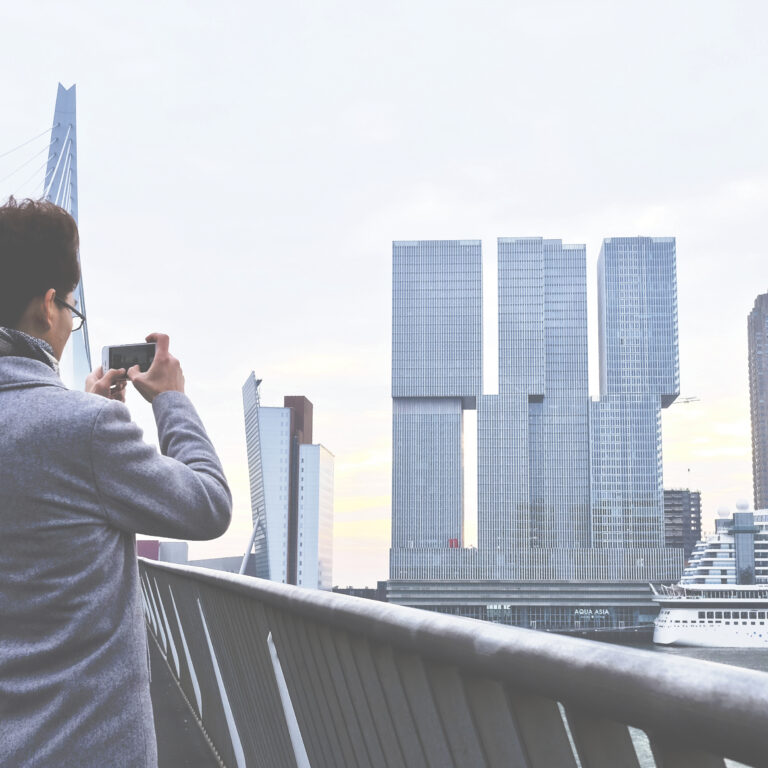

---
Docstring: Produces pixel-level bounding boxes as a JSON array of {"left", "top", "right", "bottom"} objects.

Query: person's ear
[{"left": 41, "top": 288, "right": 57, "bottom": 330}]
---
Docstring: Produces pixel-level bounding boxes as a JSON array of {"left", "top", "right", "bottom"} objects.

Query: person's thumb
[
  {"left": 102, "top": 368, "right": 126, "bottom": 387},
  {"left": 126, "top": 364, "right": 142, "bottom": 383}
]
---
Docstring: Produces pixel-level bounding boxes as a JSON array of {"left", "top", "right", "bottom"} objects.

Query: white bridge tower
[{"left": 44, "top": 83, "right": 91, "bottom": 387}]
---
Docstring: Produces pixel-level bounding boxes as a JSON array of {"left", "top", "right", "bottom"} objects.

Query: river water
[{"left": 641, "top": 643, "right": 768, "bottom": 674}]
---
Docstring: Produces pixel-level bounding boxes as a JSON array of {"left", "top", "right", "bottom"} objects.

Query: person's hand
[
  {"left": 85, "top": 366, "right": 128, "bottom": 402},
  {"left": 127, "top": 332, "right": 185, "bottom": 403}
]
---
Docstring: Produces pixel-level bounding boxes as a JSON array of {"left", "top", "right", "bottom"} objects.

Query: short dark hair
[{"left": 0, "top": 197, "right": 80, "bottom": 328}]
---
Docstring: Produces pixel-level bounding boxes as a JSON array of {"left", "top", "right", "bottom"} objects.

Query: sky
[{"left": 1, "top": 1, "right": 767, "bottom": 586}]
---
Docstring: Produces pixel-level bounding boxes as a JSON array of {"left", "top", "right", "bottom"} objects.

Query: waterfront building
[
  {"left": 749, "top": 292, "right": 768, "bottom": 510},
  {"left": 664, "top": 489, "right": 702, "bottom": 562},
  {"left": 389, "top": 237, "right": 683, "bottom": 631},
  {"left": 391, "top": 240, "right": 482, "bottom": 553},
  {"left": 480, "top": 238, "right": 591, "bottom": 551},
  {"left": 681, "top": 505, "right": 767, "bottom": 586},
  {"left": 591, "top": 237, "right": 680, "bottom": 549},
  {"left": 242, "top": 374, "right": 334, "bottom": 589},
  {"left": 332, "top": 582, "right": 388, "bottom": 601},
  {"left": 255, "top": 402, "right": 292, "bottom": 582},
  {"left": 297, "top": 443, "right": 335, "bottom": 590}
]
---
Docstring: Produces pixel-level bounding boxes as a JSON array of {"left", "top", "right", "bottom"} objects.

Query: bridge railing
[{"left": 139, "top": 559, "right": 768, "bottom": 768}]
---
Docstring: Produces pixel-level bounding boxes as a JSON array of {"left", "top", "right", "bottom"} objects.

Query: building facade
[
  {"left": 242, "top": 374, "right": 270, "bottom": 579},
  {"left": 591, "top": 237, "right": 679, "bottom": 549},
  {"left": 242, "top": 375, "right": 334, "bottom": 589},
  {"left": 297, "top": 444, "right": 334, "bottom": 590},
  {"left": 480, "top": 239, "right": 591, "bottom": 551},
  {"left": 749, "top": 292, "right": 768, "bottom": 511},
  {"left": 663, "top": 488, "right": 702, "bottom": 562},
  {"left": 389, "top": 237, "right": 683, "bottom": 630},
  {"left": 391, "top": 240, "right": 482, "bottom": 554},
  {"left": 256, "top": 405, "right": 292, "bottom": 582}
]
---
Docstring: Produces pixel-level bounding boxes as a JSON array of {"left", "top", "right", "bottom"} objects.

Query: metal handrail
[{"left": 141, "top": 558, "right": 768, "bottom": 768}]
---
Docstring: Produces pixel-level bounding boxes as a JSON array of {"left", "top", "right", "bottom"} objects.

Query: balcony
[{"left": 141, "top": 559, "right": 768, "bottom": 768}]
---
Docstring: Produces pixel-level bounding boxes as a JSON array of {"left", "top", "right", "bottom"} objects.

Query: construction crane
[{"left": 672, "top": 396, "right": 700, "bottom": 405}]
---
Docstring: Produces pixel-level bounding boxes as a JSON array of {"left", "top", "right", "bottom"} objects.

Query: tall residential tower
[
  {"left": 664, "top": 489, "right": 702, "bottom": 562},
  {"left": 749, "top": 292, "right": 768, "bottom": 510},
  {"left": 479, "top": 239, "right": 591, "bottom": 552},
  {"left": 391, "top": 240, "right": 482, "bottom": 555},
  {"left": 591, "top": 237, "right": 679, "bottom": 548}
]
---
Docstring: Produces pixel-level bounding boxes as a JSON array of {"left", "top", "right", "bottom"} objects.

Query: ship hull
[
  {"left": 654, "top": 625, "right": 768, "bottom": 648},
  {"left": 653, "top": 600, "right": 768, "bottom": 648}
]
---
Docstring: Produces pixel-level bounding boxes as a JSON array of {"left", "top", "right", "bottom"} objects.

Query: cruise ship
[{"left": 652, "top": 506, "right": 768, "bottom": 647}]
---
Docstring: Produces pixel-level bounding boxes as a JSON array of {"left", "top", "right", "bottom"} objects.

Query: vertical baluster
[
  {"left": 504, "top": 689, "right": 580, "bottom": 768},
  {"left": 463, "top": 677, "right": 531, "bottom": 767},
  {"left": 564, "top": 706, "right": 641, "bottom": 768},
  {"left": 650, "top": 739, "right": 727, "bottom": 768}
]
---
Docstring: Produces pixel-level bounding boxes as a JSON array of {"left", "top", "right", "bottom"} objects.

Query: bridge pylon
[{"left": 44, "top": 83, "right": 91, "bottom": 388}]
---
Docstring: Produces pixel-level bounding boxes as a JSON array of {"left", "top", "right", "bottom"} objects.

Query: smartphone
[{"left": 102, "top": 343, "right": 156, "bottom": 375}]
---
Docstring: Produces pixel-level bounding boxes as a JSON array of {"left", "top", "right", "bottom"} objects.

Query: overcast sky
[{"left": 1, "top": 1, "right": 766, "bottom": 585}]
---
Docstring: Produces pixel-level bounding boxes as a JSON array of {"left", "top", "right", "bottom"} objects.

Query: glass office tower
[
  {"left": 749, "top": 292, "right": 768, "bottom": 510},
  {"left": 591, "top": 237, "right": 679, "bottom": 548},
  {"left": 479, "top": 239, "right": 590, "bottom": 551},
  {"left": 391, "top": 240, "right": 482, "bottom": 553}
]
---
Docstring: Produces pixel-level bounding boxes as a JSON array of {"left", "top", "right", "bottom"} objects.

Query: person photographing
[
  {"left": 0, "top": 197, "right": 232, "bottom": 768},
  {"left": 88, "top": 331, "right": 185, "bottom": 405}
]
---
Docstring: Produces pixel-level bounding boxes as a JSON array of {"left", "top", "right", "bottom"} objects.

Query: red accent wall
[{"left": 137, "top": 539, "right": 160, "bottom": 559}]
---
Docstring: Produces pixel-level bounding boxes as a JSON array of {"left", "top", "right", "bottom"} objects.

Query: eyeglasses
[{"left": 54, "top": 295, "right": 86, "bottom": 332}]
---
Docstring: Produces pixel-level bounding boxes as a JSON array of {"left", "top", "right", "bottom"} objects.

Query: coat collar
[{"left": 0, "top": 356, "right": 68, "bottom": 392}]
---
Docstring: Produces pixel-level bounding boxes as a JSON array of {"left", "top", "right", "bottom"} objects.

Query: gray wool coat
[{"left": 0, "top": 355, "right": 232, "bottom": 767}]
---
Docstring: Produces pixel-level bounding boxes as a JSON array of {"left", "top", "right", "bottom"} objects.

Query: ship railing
[
  {"left": 140, "top": 558, "right": 768, "bottom": 768},
  {"left": 652, "top": 582, "right": 685, "bottom": 597}
]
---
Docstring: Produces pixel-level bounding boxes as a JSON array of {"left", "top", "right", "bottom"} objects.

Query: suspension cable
[
  {"left": 0, "top": 124, "right": 57, "bottom": 161},
  {"left": 11, "top": 159, "right": 56, "bottom": 200},
  {"left": 0, "top": 140, "right": 57, "bottom": 186}
]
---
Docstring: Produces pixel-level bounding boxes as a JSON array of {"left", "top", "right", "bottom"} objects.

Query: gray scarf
[{"left": 0, "top": 327, "right": 60, "bottom": 374}]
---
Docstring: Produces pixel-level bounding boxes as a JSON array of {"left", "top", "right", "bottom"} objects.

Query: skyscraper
[
  {"left": 749, "top": 292, "right": 768, "bottom": 510},
  {"left": 480, "top": 239, "right": 590, "bottom": 552},
  {"left": 389, "top": 237, "right": 682, "bottom": 630},
  {"left": 242, "top": 375, "right": 334, "bottom": 589},
  {"left": 297, "top": 444, "right": 335, "bottom": 590},
  {"left": 591, "top": 237, "right": 679, "bottom": 548},
  {"left": 391, "top": 240, "right": 482, "bottom": 553},
  {"left": 242, "top": 374, "right": 269, "bottom": 578}
]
